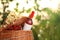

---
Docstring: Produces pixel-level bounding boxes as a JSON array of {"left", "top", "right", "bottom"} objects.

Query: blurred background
[{"left": 0, "top": 0, "right": 60, "bottom": 40}]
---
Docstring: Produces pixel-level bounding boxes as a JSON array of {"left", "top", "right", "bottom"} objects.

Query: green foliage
[
  {"left": 42, "top": 8, "right": 52, "bottom": 15},
  {"left": 40, "top": 20, "right": 47, "bottom": 27},
  {"left": 32, "top": 6, "right": 60, "bottom": 40},
  {"left": 0, "top": 0, "right": 12, "bottom": 25},
  {"left": 36, "top": 15, "right": 41, "bottom": 21},
  {"left": 32, "top": 28, "right": 39, "bottom": 40},
  {"left": 14, "top": 3, "right": 19, "bottom": 12},
  {"left": 9, "top": 0, "right": 13, "bottom": 2},
  {"left": 1, "top": 12, "right": 9, "bottom": 24},
  {"left": 48, "top": 13, "right": 60, "bottom": 40},
  {"left": 26, "top": 8, "right": 31, "bottom": 13},
  {"left": 0, "top": 12, "right": 2, "bottom": 15},
  {"left": 50, "top": 13, "right": 60, "bottom": 25}
]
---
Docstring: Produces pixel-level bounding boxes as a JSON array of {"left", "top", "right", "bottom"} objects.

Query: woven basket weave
[{"left": 0, "top": 30, "right": 34, "bottom": 40}]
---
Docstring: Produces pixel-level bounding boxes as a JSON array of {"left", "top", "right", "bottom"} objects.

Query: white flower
[{"left": 38, "top": 34, "right": 41, "bottom": 37}]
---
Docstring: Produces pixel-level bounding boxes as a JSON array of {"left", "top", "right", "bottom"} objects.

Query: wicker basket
[{"left": 0, "top": 30, "right": 34, "bottom": 40}]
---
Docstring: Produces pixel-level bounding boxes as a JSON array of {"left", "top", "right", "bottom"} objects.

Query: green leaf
[
  {"left": 42, "top": 8, "right": 52, "bottom": 15},
  {"left": 40, "top": 20, "right": 47, "bottom": 27},
  {"left": 1, "top": 12, "right": 9, "bottom": 24},
  {"left": 26, "top": 8, "right": 31, "bottom": 13},
  {"left": 14, "top": 8, "right": 18, "bottom": 12},
  {"left": 16, "top": 3, "right": 19, "bottom": 6},
  {"left": 36, "top": 15, "right": 41, "bottom": 21},
  {"left": 9, "top": 0, "right": 13, "bottom": 2},
  {"left": 0, "top": 12, "right": 2, "bottom": 15}
]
